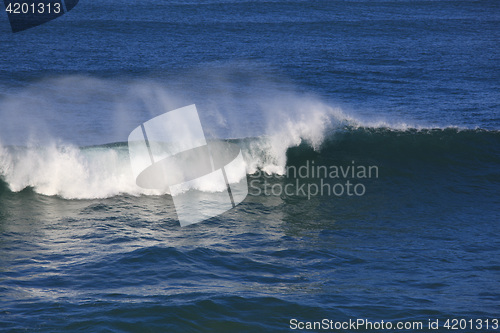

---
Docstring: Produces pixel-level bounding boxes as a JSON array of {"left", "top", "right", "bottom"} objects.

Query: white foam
[
  {"left": 0, "top": 71, "right": 468, "bottom": 199},
  {"left": 0, "top": 142, "right": 163, "bottom": 199},
  {"left": 242, "top": 94, "right": 352, "bottom": 175}
]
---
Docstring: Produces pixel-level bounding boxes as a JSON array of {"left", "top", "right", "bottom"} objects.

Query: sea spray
[{"left": 0, "top": 72, "right": 486, "bottom": 200}]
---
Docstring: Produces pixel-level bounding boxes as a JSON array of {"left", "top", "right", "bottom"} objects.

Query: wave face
[
  {"left": 1, "top": 127, "right": 498, "bottom": 200},
  {"left": 0, "top": 70, "right": 497, "bottom": 200}
]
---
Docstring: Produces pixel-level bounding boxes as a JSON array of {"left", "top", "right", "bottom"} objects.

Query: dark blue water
[{"left": 0, "top": 1, "right": 499, "bottom": 332}]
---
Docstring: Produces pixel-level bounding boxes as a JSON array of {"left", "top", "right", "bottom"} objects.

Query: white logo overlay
[{"left": 128, "top": 105, "right": 248, "bottom": 227}]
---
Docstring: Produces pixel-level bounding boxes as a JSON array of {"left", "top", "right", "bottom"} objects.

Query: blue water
[{"left": 0, "top": 1, "right": 499, "bottom": 332}]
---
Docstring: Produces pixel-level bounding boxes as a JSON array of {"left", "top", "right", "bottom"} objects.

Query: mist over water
[
  {"left": 0, "top": 67, "right": 344, "bottom": 198},
  {"left": 0, "top": 66, "right": 497, "bottom": 199},
  {"left": 1, "top": 62, "right": 471, "bottom": 146}
]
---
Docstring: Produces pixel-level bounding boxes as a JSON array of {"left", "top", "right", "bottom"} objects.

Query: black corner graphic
[
  {"left": 3, "top": 0, "right": 79, "bottom": 33},
  {"left": 64, "top": 0, "right": 77, "bottom": 11}
]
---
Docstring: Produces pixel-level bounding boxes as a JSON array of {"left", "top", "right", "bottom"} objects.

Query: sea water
[{"left": 0, "top": 1, "right": 499, "bottom": 331}]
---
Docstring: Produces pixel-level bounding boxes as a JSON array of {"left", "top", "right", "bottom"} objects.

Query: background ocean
[{"left": 0, "top": 0, "right": 499, "bottom": 332}]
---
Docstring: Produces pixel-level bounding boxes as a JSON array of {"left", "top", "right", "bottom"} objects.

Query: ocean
[{"left": 0, "top": 0, "right": 499, "bottom": 332}]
